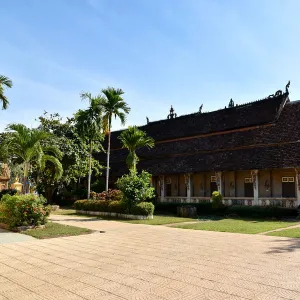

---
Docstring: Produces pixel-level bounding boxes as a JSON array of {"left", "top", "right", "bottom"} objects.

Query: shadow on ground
[{"left": 265, "top": 238, "right": 300, "bottom": 254}]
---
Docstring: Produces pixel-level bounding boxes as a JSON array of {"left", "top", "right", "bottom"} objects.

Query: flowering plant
[
  {"left": 90, "top": 189, "right": 123, "bottom": 201},
  {"left": 0, "top": 194, "right": 51, "bottom": 228}
]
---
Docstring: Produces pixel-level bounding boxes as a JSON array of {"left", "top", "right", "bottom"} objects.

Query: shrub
[
  {"left": 90, "top": 189, "right": 123, "bottom": 201},
  {"left": 0, "top": 194, "right": 51, "bottom": 228},
  {"left": 0, "top": 189, "right": 18, "bottom": 200},
  {"left": 116, "top": 170, "right": 155, "bottom": 213},
  {"left": 74, "top": 199, "right": 154, "bottom": 216},
  {"left": 108, "top": 200, "right": 124, "bottom": 213},
  {"left": 132, "top": 202, "right": 155, "bottom": 216},
  {"left": 211, "top": 191, "right": 223, "bottom": 209}
]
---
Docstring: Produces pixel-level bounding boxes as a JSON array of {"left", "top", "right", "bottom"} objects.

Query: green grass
[
  {"left": 176, "top": 218, "right": 298, "bottom": 234},
  {"left": 22, "top": 222, "right": 93, "bottom": 239},
  {"left": 122, "top": 216, "right": 195, "bottom": 225},
  {"left": 267, "top": 227, "right": 300, "bottom": 238},
  {"left": 51, "top": 209, "right": 77, "bottom": 215}
]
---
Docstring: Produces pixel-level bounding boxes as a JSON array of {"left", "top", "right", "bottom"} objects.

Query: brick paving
[{"left": 0, "top": 215, "right": 300, "bottom": 300}]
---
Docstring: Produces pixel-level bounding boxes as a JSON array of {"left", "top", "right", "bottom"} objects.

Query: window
[
  {"left": 166, "top": 183, "right": 172, "bottom": 197},
  {"left": 210, "top": 176, "right": 217, "bottom": 196},
  {"left": 282, "top": 177, "right": 295, "bottom": 198},
  {"left": 244, "top": 177, "right": 254, "bottom": 197}
]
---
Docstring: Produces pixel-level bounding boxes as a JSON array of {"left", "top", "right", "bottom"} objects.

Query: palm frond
[
  {"left": 40, "top": 154, "right": 63, "bottom": 180},
  {"left": 0, "top": 75, "right": 13, "bottom": 88}
]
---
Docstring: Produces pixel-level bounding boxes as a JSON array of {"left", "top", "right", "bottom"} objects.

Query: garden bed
[{"left": 76, "top": 210, "right": 153, "bottom": 220}]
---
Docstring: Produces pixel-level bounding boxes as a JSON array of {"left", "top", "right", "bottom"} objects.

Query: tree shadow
[{"left": 265, "top": 238, "right": 300, "bottom": 254}]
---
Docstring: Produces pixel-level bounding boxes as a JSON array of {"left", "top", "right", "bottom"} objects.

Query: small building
[{"left": 101, "top": 82, "right": 300, "bottom": 208}]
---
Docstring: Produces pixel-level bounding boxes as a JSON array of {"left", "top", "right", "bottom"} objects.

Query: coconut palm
[
  {"left": 118, "top": 126, "right": 154, "bottom": 172},
  {"left": 100, "top": 87, "right": 130, "bottom": 190},
  {"left": 75, "top": 92, "right": 103, "bottom": 199},
  {"left": 0, "top": 75, "right": 13, "bottom": 110},
  {"left": 6, "top": 123, "right": 63, "bottom": 194}
]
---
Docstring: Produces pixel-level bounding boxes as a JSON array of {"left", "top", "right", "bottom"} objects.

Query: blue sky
[{"left": 1, "top": 0, "right": 300, "bottom": 131}]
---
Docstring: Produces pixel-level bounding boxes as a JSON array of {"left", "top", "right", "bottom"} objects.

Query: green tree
[
  {"left": 75, "top": 92, "right": 104, "bottom": 199},
  {"left": 0, "top": 75, "right": 13, "bottom": 110},
  {"left": 37, "top": 112, "right": 103, "bottom": 202},
  {"left": 100, "top": 87, "right": 130, "bottom": 191},
  {"left": 6, "top": 123, "right": 63, "bottom": 194},
  {"left": 118, "top": 126, "right": 154, "bottom": 172}
]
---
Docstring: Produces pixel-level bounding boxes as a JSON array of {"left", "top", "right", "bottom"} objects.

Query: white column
[
  {"left": 251, "top": 170, "right": 259, "bottom": 205},
  {"left": 160, "top": 175, "right": 165, "bottom": 202},
  {"left": 184, "top": 173, "right": 191, "bottom": 201},
  {"left": 295, "top": 169, "right": 300, "bottom": 206},
  {"left": 215, "top": 172, "right": 223, "bottom": 195}
]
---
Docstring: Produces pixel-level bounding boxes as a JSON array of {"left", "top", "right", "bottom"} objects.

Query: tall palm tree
[
  {"left": 100, "top": 87, "right": 130, "bottom": 190},
  {"left": 118, "top": 126, "right": 154, "bottom": 172},
  {"left": 6, "top": 123, "right": 63, "bottom": 194},
  {"left": 0, "top": 75, "right": 13, "bottom": 110},
  {"left": 75, "top": 92, "right": 103, "bottom": 199}
]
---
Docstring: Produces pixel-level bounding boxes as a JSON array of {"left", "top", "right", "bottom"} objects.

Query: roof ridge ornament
[
  {"left": 228, "top": 98, "right": 234, "bottom": 108},
  {"left": 167, "top": 105, "right": 177, "bottom": 119},
  {"left": 286, "top": 80, "right": 290, "bottom": 94}
]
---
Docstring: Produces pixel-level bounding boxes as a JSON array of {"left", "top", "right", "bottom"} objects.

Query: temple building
[{"left": 100, "top": 82, "right": 300, "bottom": 208}]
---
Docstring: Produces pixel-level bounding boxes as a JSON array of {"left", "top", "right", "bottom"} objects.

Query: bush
[
  {"left": 0, "top": 194, "right": 51, "bottom": 228},
  {"left": 132, "top": 202, "right": 155, "bottom": 216},
  {"left": 74, "top": 199, "right": 154, "bottom": 216},
  {"left": 116, "top": 170, "right": 155, "bottom": 213},
  {"left": 225, "top": 206, "right": 297, "bottom": 218},
  {"left": 211, "top": 191, "right": 223, "bottom": 208},
  {"left": 0, "top": 189, "right": 18, "bottom": 200},
  {"left": 108, "top": 201, "right": 124, "bottom": 213},
  {"left": 90, "top": 189, "right": 123, "bottom": 201}
]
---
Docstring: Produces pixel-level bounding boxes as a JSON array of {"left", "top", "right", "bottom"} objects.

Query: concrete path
[
  {"left": 0, "top": 215, "right": 300, "bottom": 299},
  {"left": 259, "top": 223, "right": 300, "bottom": 235},
  {"left": 0, "top": 227, "right": 35, "bottom": 244}
]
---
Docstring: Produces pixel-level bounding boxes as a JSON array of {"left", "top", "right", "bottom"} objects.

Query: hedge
[
  {"left": 155, "top": 202, "right": 225, "bottom": 215},
  {"left": 225, "top": 206, "right": 297, "bottom": 218},
  {"left": 155, "top": 202, "right": 297, "bottom": 218},
  {"left": 74, "top": 200, "right": 154, "bottom": 216}
]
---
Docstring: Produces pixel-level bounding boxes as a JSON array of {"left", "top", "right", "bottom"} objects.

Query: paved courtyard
[{"left": 0, "top": 215, "right": 300, "bottom": 300}]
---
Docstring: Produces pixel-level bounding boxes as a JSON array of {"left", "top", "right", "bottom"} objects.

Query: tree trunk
[
  {"left": 23, "top": 163, "right": 29, "bottom": 194},
  {"left": 87, "top": 141, "right": 93, "bottom": 199},
  {"left": 106, "top": 123, "right": 111, "bottom": 191}
]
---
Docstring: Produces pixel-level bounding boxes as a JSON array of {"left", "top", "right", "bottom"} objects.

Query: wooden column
[
  {"left": 216, "top": 171, "right": 223, "bottom": 195},
  {"left": 184, "top": 173, "right": 191, "bottom": 200},
  {"left": 295, "top": 169, "right": 300, "bottom": 206},
  {"left": 251, "top": 170, "right": 259, "bottom": 205},
  {"left": 160, "top": 175, "right": 165, "bottom": 202}
]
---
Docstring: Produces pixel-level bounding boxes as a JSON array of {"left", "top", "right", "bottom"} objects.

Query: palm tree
[
  {"left": 75, "top": 92, "right": 103, "bottom": 199},
  {"left": 118, "top": 126, "right": 154, "bottom": 172},
  {"left": 0, "top": 75, "right": 13, "bottom": 110},
  {"left": 100, "top": 87, "right": 130, "bottom": 190},
  {"left": 6, "top": 123, "right": 63, "bottom": 194}
]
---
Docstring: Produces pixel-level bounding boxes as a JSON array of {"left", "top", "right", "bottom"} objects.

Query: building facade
[{"left": 100, "top": 83, "right": 300, "bottom": 208}]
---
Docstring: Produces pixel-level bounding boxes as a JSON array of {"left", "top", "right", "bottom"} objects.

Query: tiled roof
[{"left": 98, "top": 91, "right": 300, "bottom": 176}]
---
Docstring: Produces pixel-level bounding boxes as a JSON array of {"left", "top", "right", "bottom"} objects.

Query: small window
[
  {"left": 210, "top": 176, "right": 216, "bottom": 182},
  {"left": 282, "top": 177, "right": 294, "bottom": 183},
  {"left": 166, "top": 177, "right": 172, "bottom": 184},
  {"left": 244, "top": 177, "right": 253, "bottom": 183}
]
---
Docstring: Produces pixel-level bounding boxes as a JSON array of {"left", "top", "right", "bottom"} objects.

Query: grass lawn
[
  {"left": 176, "top": 218, "right": 298, "bottom": 234},
  {"left": 123, "top": 216, "right": 196, "bottom": 225},
  {"left": 22, "top": 222, "right": 93, "bottom": 239},
  {"left": 267, "top": 227, "right": 300, "bottom": 238},
  {"left": 51, "top": 208, "right": 77, "bottom": 215}
]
